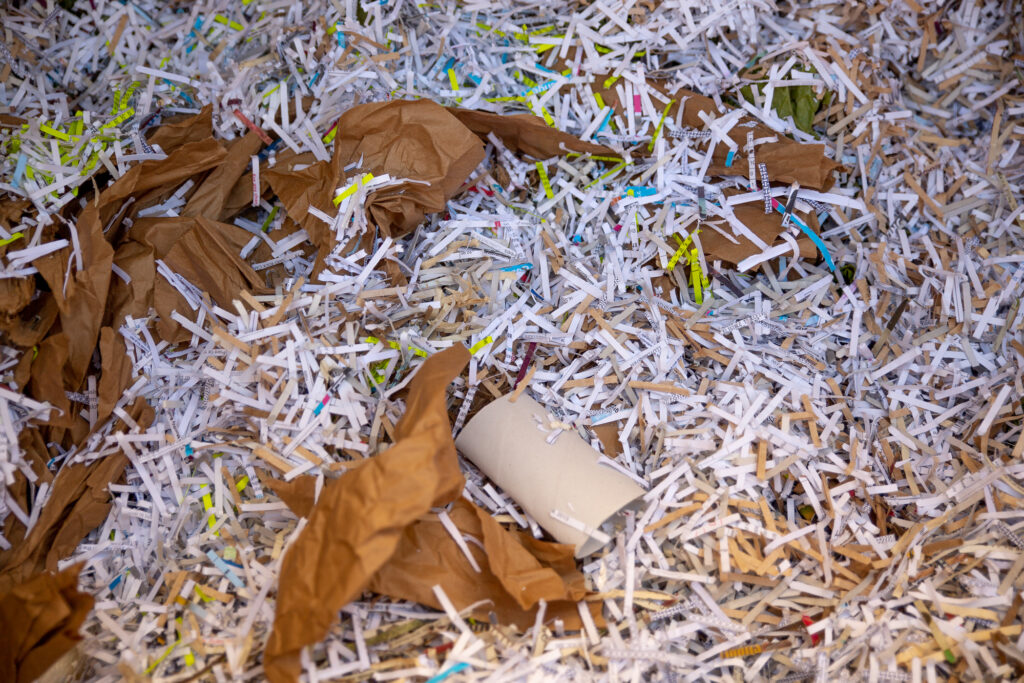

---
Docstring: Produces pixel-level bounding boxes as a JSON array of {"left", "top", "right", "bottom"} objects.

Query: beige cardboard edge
[{"left": 455, "top": 394, "right": 645, "bottom": 558}]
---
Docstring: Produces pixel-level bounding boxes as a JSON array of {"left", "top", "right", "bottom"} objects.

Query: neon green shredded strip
[
  {"left": 475, "top": 22, "right": 506, "bottom": 37},
  {"left": 365, "top": 336, "right": 427, "bottom": 357},
  {"left": 214, "top": 14, "right": 244, "bottom": 31},
  {"left": 603, "top": 75, "right": 620, "bottom": 89},
  {"left": 369, "top": 360, "right": 389, "bottom": 384},
  {"left": 145, "top": 639, "right": 181, "bottom": 674},
  {"left": 584, "top": 160, "right": 628, "bottom": 189},
  {"left": 121, "top": 82, "right": 139, "bottom": 111},
  {"left": 535, "top": 162, "right": 554, "bottom": 199},
  {"left": 667, "top": 230, "right": 698, "bottom": 270},
  {"left": 515, "top": 71, "right": 537, "bottom": 88},
  {"left": 690, "top": 248, "right": 703, "bottom": 304},
  {"left": 538, "top": 103, "right": 554, "bottom": 127},
  {"left": 648, "top": 100, "right": 674, "bottom": 152},
  {"left": 0, "top": 232, "right": 24, "bottom": 247},
  {"left": 40, "top": 124, "right": 70, "bottom": 141},
  {"left": 235, "top": 475, "right": 249, "bottom": 492},
  {"left": 334, "top": 182, "right": 358, "bottom": 204},
  {"left": 448, "top": 68, "right": 461, "bottom": 102},
  {"left": 469, "top": 336, "right": 493, "bottom": 354},
  {"left": 260, "top": 206, "right": 278, "bottom": 232},
  {"left": 82, "top": 152, "right": 100, "bottom": 174},
  {"left": 333, "top": 173, "right": 374, "bottom": 205},
  {"left": 102, "top": 108, "right": 135, "bottom": 129},
  {"left": 201, "top": 485, "right": 216, "bottom": 531},
  {"left": 112, "top": 83, "right": 139, "bottom": 114},
  {"left": 667, "top": 245, "right": 687, "bottom": 270}
]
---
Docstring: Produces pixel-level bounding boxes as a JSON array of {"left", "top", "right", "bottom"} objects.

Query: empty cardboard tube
[{"left": 455, "top": 394, "right": 645, "bottom": 558}]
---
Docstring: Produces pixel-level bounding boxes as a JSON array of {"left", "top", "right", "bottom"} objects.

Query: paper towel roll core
[{"left": 455, "top": 394, "right": 645, "bottom": 558}]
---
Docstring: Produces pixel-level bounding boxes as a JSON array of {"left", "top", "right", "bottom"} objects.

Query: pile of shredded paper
[{"left": 2, "top": 0, "right": 1024, "bottom": 681}]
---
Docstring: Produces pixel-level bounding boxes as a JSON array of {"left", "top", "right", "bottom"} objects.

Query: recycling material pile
[{"left": 2, "top": 0, "right": 1024, "bottom": 681}]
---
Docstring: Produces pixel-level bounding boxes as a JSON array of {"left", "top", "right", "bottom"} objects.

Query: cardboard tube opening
[{"left": 455, "top": 394, "right": 645, "bottom": 558}]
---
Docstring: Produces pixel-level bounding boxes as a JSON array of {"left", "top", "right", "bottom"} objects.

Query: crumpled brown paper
[
  {"left": 263, "top": 476, "right": 317, "bottom": 518},
  {"left": 145, "top": 104, "right": 216, "bottom": 154},
  {"left": 264, "top": 344, "right": 599, "bottom": 682},
  {"left": 266, "top": 101, "right": 616, "bottom": 247},
  {"left": 264, "top": 101, "right": 615, "bottom": 284},
  {"left": 0, "top": 563, "right": 92, "bottom": 683},
  {"left": 264, "top": 345, "right": 471, "bottom": 683},
  {"left": 330, "top": 100, "right": 486, "bottom": 240},
  {"left": 263, "top": 153, "right": 340, "bottom": 280},
  {"left": 26, "top": 131, "right": 229, "bottom": 405},
  {"left": 0, "top": 200, "right": 35, "bottom": 335},
  {"left": 595, "top": 76, "right": 842, "bottom": 190},
  {"left": 266, "top": 100, "right": 614, "bottom": 284},
  {"left": 0, "top": 399, "right": 154, "bottom": 594},
  {"left": 5, "top": 100, "right": 615, "bottom": 612},
  {"left": 1, "top": 106, "right": 275, "bottom": 677},
  {"left": 368, "top": 498, "right": 596, "bottom": 630},
  {"left": 3, "top": 104, "right": 266, "bottom": 453},
  {"left": 181, "top": 131, "right": 265, "bottom": 219},
  {"left": 267, "top": 478, "right": 596, "bottom": 632},
  {"left": 693, "top": 186, "right": 818, "bottom": 266},
  {"left": 0, "top": 199, "right": 34, "bottom": 329},
  {"left": 650, "top": 102, "right": 829, "bottom": 266},
  {"left": 448, "top": 108, "right": 616, "bottom": 159},
  {"left": 133, "top": 215, "right": 266, "bottom": 343},
  {"left": 702, "top": 210, "right": 817, "bottom": 266}
]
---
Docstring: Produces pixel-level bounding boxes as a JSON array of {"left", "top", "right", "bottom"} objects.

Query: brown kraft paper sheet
[
  {"left": 263, "top": 345, "right": 471, "bottom": 683},
  {"left": 0, "top": 563, "right": 93, "bottom": 683},
  {"left": 266, "top": 479, "right": 598, "bottom": 632}
]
